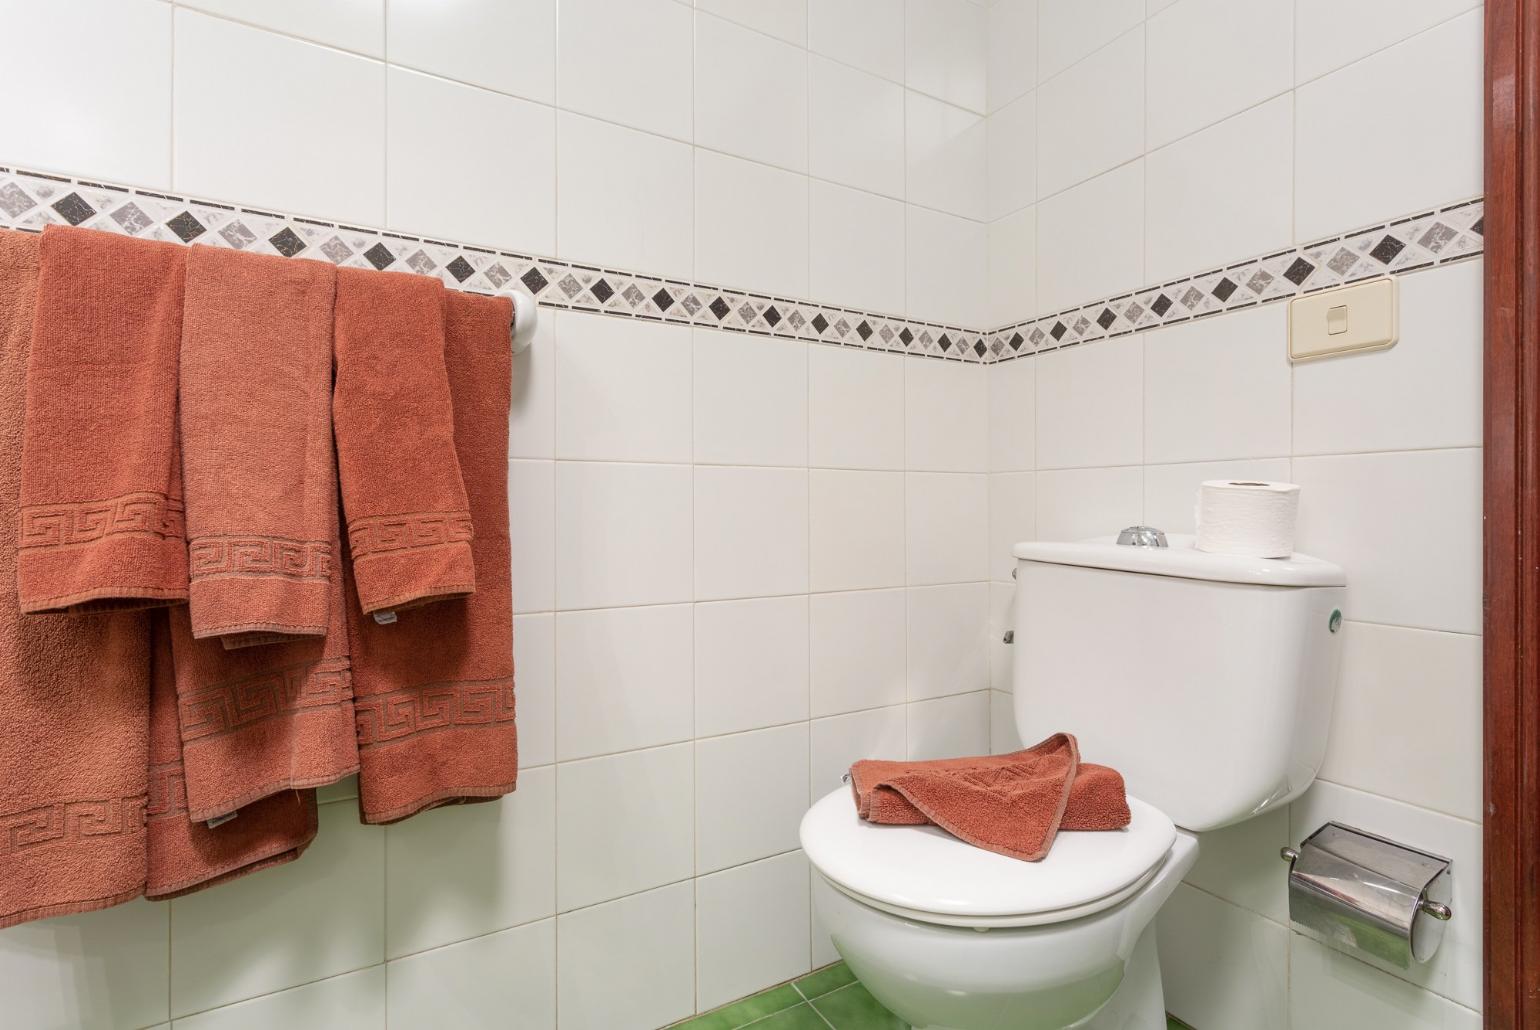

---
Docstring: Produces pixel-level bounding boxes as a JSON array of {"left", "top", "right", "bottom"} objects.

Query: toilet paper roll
[{"left": 1194, "top": 480, "right": 1301, "bottom": 558}]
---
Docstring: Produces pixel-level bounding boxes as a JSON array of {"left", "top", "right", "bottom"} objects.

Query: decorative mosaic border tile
[
  {"left": 0, "top": 165, "right": 990, "bottom": 362},
  {"left": 984, "top": 198, "right": 1484, "bottom": 363}
]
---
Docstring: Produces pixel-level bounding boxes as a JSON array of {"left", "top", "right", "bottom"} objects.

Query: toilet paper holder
[{"left": 1280, "top": 822, "right": 1452, "bottom": 968}]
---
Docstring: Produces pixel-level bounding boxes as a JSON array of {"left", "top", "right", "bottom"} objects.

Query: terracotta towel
[
  {"left": 349, "top": 290, "right": 517, "bottom": 824},
  {"left": 333, "top": 267, "right": 474, "bottom": 617},
  {"left": 180, "top": 245, "right": 337, "bottom": 647},
  {"left": 17, "top": 225, "right": 187, "bottom": 615}
]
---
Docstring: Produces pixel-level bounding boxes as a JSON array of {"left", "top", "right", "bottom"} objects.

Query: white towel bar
[{"left": 510, "top": 288, "right": 538, "bottom": 355}]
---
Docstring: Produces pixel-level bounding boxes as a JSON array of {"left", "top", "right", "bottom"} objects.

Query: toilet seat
[{"left": 800, "top": 787, "right": 1178, "bottom": 930}]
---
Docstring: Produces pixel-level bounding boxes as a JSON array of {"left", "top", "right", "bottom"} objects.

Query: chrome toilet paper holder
[{"left": 1281, "top": 821, "right": 1452, "bottom": 968}]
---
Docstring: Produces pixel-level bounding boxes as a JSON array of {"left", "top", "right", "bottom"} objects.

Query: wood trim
[{"left": 1486, "top": 1, "right": 1540, "bottom": 1026}]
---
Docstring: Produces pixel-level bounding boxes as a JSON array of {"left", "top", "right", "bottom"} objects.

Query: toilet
[{"left": 800, "top": 533, "right": 1346, "bottom": 1030}]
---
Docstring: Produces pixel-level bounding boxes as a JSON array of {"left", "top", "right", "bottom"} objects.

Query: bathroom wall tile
[
  {"left": 695, "top": 13, "right": 808, "bottom": 173},
  {"left": 1035, "top": 27, "right": 1143, "bottom": 198},
  {"left": 184, "top": 0, "right": 383, "bottom": 56},
  {"left": 555, "top": 605, "right": 694, "bottom": 760},
  {"left": 694, "top": 331, "right": 808, "bottom": 467},
  {"left": 694, "top": 467, "right": 810, "bottom": 600},
  {"left": 170, "top": 803, "right": 385, "bottom": 1015},
  {"left": 1144, "top": 303, "right": 1292, "bottom": 464},
  {"left": 986, "top": 0, "right": 1037, "bottom": 112},
  {"left": 1321, "top": 623, "right": 1482, "bottom": 823},
  {"left": 907, "top": 582, "right": 990, "bottom": 700},
  {"left": 1035, "top": 466, "right": 1144, "bottom": 542},
  {"left": 174, "top": 10, "right": 384, "bottom": 224},
  {"left": 810, "top": 470, "right": 906, "bottom": 592},
  {"left": 697, "top": 854, "right": 812, "bottom": 1011},
  {"left": 556, "top": 112, "right": 694, "bottom": 280},
  {"left": 905, "top": 473, "right": 989, "bottom": 584},
  {"left": 1036, "top": 334, "right": 1143, "bottom": 469},
  {"left": 554, "top": 462, "right": 693, "bottom": 610},
  {"left": 808, "top": 346, "right": 906, "bottom": 471},
  {"left": 513, "top": 613, "right": 556, "bottom": 769},
  {"left": 556, "top": 883, "right": 695, "bottom": 1030},
  {"left": 1142, "top": 459, "right": 1292, "bottom": 536},
  {"left": 698, "top": 0, "right": 807, "bottom": 45},
  {"left": 696, "top": 595, "right": 811, "bottom": 736},
  {"left": 906, "top": 92, "right": 988, "bottom": 220},
  {"left": 1296, "top": 0, "right": 1481, "bottom": 83},
  {"left": 809, "top": 57, "right": 907, "bottom": 200},
  {"left": 905, "top": 206, "right": 988, "bottom": 328},
  {"left": 1034, "top": 161, "right": 1144, "bottom": 314},
  {"left": 1293, "top": 260, "right": 1483, "bottom": 456},
  {"left": 810, "top": 589, "right": 909, "bottom": 717},
  {"left": 0, "top": 899, "right": 169, "bottom": 1030},
  {"left": 809, "top": 181, "right": 908, "bottom": 314},
  {"left": 810, "top": 706, "right": 908, "bottom": 799},
  {"left": 988, "top": 581, "right": 1015, "bottom": 690},
  {"left": 508, "top": 460, "right": 555, "bottom": 614},
  {"left": 0, "top": 0, "right": 171, "bottom": 188},
  {"left": 989, "top": 472, "right": 1035, "bottom": 582},
  {"left": 988, "top": 357, "right": 1036, "bottom": 473},
  {"left": 696, "top": 724, "right": 810, "bottom": 872},
  {"left": 554, "top": 311, "right": 692, "bottom": 463},
  {"left": 988, "top": 206, "right": 1037, "bottom": 330},
  {"left": 988, "top": 689, "right": 1022, "bottom": 754},
  {"left": 509, "top": 320, "right": 555, "bottom": 459},
  {"left": 906, "top": 359, "right": 988, "bottom": 473},
  {"left": 1295, "top": 11, "right": 1482, "bottom": 241},
  {"left": 555, "top": 745, "right": 694, "bottom": 910},
  {"left": 1035, "top": 0, "right": 1142, "bottom": 83},
  {"left": 557, "top": 0, "right": 692, "bottom": 141},
  {"left": 1145, "top": 96, "right": 1294, "bottom": 285},
  {"left": 906, "top": 690, "right": 990, "bottom": 760},
  {"left": 1289, "top": 935, "right": 1481, "bottom": 1030},
  {"left": 696, "top": 150, "right": 811, "bottom": 297},
  {"left": 178, "top": 967, "right": 385, "bottom": 1030},
  {"left": 1157, "top": 885, "right": 1289, "bottom": 1030},
  {"left": 905, "top": 0, "right": 987, "bottom": 113},
  {"left": 387, "top": 0, "right": 553, "bottom": 100},
  {"left": 386, "top": 921, "right": 554, "bottom": 1030},
  {"left": 1146, "top": 0, "right": 1292, "bottom": 148},
  {"left": 1292, "top": 448, "right": 1481, "bottom": 634},
  {"left": 1184, "top": 806, "right": 1291, "bottom": 925},
  {"left": 987, "top": 93, "right": 1037, "bottom": 220},
  {"left": 809, "top": 0, "right": 906, "bottom": 82}
]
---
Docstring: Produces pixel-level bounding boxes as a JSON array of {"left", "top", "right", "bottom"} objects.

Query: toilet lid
[{"left": 800, "top": 786, "right": 1177, "bottom": 925}]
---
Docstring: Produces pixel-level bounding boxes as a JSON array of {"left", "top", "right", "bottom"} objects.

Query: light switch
[{"left": 1289, "top": 277, "right": 1398, "bottom": 361}]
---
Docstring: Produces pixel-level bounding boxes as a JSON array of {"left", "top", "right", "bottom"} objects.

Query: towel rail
[{"left": 510, "top": 288, "right": 538, "bottom": 355}]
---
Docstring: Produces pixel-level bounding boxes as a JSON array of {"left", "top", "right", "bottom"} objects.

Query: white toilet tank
[{"left": 1012, "top": 535, "right": 1346, "bottom": 833}]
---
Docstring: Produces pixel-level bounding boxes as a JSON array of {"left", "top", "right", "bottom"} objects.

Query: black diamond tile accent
[
  {"left": 1050, "top": 322, "right": 1067, "bottom": 340},
  {"left": 765, "top": 306, "right": 782, "bottom": 328},
  {"left": 855, "top": 319, "right": 870, "bottom": 340},
  {"left": 1009, "top": 332, "right": 1024, "bottom": 350},
  {"left": 1151, "top": 294, "right": 1173, "bottom": 316},
  {"left": 363, "top": 242, "right": 395, "bottom": 270},
  {"left": 446, "top": 256, "right": 475, "bottom": 282},
  {"left": 590, "top": 278, "right": 614, "bottom": 303},
  {"left": 938, "top": 333, "right": 952, "bottom": 351},
  {"left": 1472, "top": 217, "right": 1483, "bottom": 236},
  {"left": 811, "top": 313, "right": 829, "bottom": 333},
  {"left": 520, "top": 267, "right": 548, "bottom": 294},
  {"left": 1282, "top": 257, "right": 1315, "bottom": 285},
  {"left": 51, "top": 192, "right": 94, "bottom": 226},
  {"left": 711, "top": 297, "right": 732, "bottom": 320},
  {"left": 1368, "top": 234, "right": 1406, "bottom": 264},
  {"left": 166, "top": 211, "right": 206, "bottom": 242},
  {"left": 1211, "top": 277, "right": 1237, "bottom": 301},
  {"left": 1096, "top": 307, "right": 1116, "bottom": 329},
  {"left": 268, "top": 227, "right": 305, "bottom": 257},
  {"left": 899, "top": 327, "right": 913, "bottom": 346},
  {"left": 974, "top": 340, "right": 986, "bottom": 357},
  {"left": 652, "top": 288, "right": 674, "bottom": 312}
]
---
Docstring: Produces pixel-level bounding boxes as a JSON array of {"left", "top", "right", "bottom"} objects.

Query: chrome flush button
[{"left": 1116, "top": 526, "right": 1168, "bottom": 547}]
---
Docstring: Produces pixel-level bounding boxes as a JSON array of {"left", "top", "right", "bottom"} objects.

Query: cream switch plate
[{"left": 1288, "top": 277, "right": 1398, "bottom": 361}]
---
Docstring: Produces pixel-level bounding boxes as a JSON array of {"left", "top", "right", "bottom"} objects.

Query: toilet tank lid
[{"left": 1013, "top": 535, "right": 1345, "bottom": 588}]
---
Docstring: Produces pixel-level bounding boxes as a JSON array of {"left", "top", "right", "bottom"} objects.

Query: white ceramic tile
[
  {"left": 183, "top": 0, "right": 382, "bottom": 55},
  {"left": 0, "top": 0, "right": 171, "bottom": 187},
  {"left": 907, "top": 582, "right": 989, "bottom": 700},
  {"left": 386, "top": 0, "right": 553, "bottom": 100},
  {"left": 1144, "top": 303, "right": 1292, "bottom": 464},
  {"left": 1034, "top": 466, "right": 1144, "bottom": 542},
  {"left": 556, "top": 112, "right": 694, "bottom": 280},
  {"left": 1296, "top": 0, "right": 1481, "bottom": 83},
  {"left": 555, "top": 745, "right": 693, "bottom": 910},
  {"left": 177, "top": 967, "right": 384, "bottom": 1030},
  {"left": 986, "top": 0, "right": 1037, "bottom": 111},
  {"left": 554, "top": 462, "right": 693, "bottom": 610},
  {"left": 556, "top": 884, "right": 695, "bottom": 1030},
  {"left": 1035, "top": 334, "right": 1143, "bottom": 469},
  {"left": 694, "top": 467, "right": 810, "bottom": 600},
  {"left": 809, "top": 0, "right": 906, "bottom": 82},
  {"left": 987, "top": 357, "right": 1036, "bottom": 472},
  {"left": 1156, "top": 885, "right": 1289, "bottom": 1030},
  {"left": 695, "top": 12, "right": 808, "bottom": 173},
  {"left": 696, "top": 724, "right": 810, "bottom": 872},
  {"left": 698, "top": 0, "right": 807, "bottom": 44},
  {"left": 987, "top": 580, "right": 1015, "bottom": 690},
  {"left": 386, "top": 921, "right": 554, "bottom": 1030},
  {"left": 1289, "top": 935, "right": 1482, "bottom": 1030},
  {"left": 1034, "top": 161, "right": 1144, "bottom": 314},
  {"left": 1183, "top": 806, "right": 1292, "bottom": 924},
  {"left": 987, "top": 206, "right": 1037, "bottom": 328},
  {"left": 905, "top": 472, "right": 989, "bottom": 584},
  {"left": 809, "top": 57, "right": 907, "bottom": 199},
  {"left": 553, "top": 310, "right": 692, "bottom": 463},
  {"left": 906, "top": 689, "right": 990, "bottom": 759},
  {"left": 906, "top": 358, "right": 988, "bottom": 472},
  {"left": 810, "top": 706, "right": 909, "bottom": 796},
  {"left": 174, "top": 10, "right": 384, "bottom": 224},
  {"left": 556, "top": 0, "right": 693, "bottom": 140},
  {"left": 1293, "top": 260, "right": 1483, "bottom": 456},
  {"left": 696, "top": 595, "right": 811, "bottom": 736},
  {"left": 906, "top": 206, "right": 988, "bottom": 327},
  {"left": 1146, "top": 0, "right": 1292, "bottom": 148},
  {"left": 906, "top": 92, "right": 988, "bottom": 220},
  {"left": 509, "top": 319, "right": 555, "bottom": 459},
  {"left": 1147, "top": 0, "right": 1178, "bottom": 13},
  {"left": 1035, "top": 0, "right": 1142, "bottom": 83},
  {"left": 696, "top": 854, "right": 812, "bottom": 1010},
  {"left": 555, "top": 605, "right": 694, "bottom": 760},
  {"left": 1295, "top": 11, "right": 1483, "bottom": 241},
  {"left": 1142, "top": 458, "right": 1292, "bottom": 535},
  {"left": 0, "top": 899, "right": 168, "bottom": 1030},
  {"left": 808, "top": 346, "right": 906, "bottom": 471},
  {"left": 809, "top": 181, "right": 908, "bottom": 314},
  {"left": 696, "top": 150, "right": 811, "bottom": 297},
  {"left": 989, "top": 689, "right": 1023, "bottom": 753},
  {"left": 694, "top": 330, "right": 808, "bottom": 467},
  {"left": 987, "top": 93, "right": 1037, "bottom": 219},
  {"left": 905, "top": 0, "right": 987, "bottom": 112},
  {"left": 989, "top": 472, "right": 1035, "bottom": 581},
  {"left": 1292, "top": 448, "right": 1481, "bottom": 634},
  {"left": 317, "top": 774, "right": 359, "bottom": 806},
  {"left": 513, "top": 613, "right": 556, "bottom": 769},
  {"left": 1145, "top": 96, "right": 1294, "bottom": 284},
  {"left": 810, "top": 470, "right": 906, "bottom": 592},
  {"left": 169, "top": 803, "right": 385, "bottom": 1016},
  {"left": 810, "top": 589, "right": 909, "bottom": 717},
  {"left": 1036, "top": 27, "right": 1143, "bottom": 198},
  {"left": 508, "top": 460, "right": 555, "bottom": 614}
]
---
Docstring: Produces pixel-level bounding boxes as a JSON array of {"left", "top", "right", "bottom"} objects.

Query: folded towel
[
  {"left": 333, "top": 268, "right": 474, "bottom": 617},
  {"left": 349, "top": 291, "right": 517, "bottom": 824},
  {"left": 180, "top": 245, "right": 337, "bottom": 646},
  {"left": 17, "top": 226, "right": 188, "bottom": 615}
]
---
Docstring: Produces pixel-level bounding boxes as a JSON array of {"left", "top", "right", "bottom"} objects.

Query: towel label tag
[
  {"left": 206, "top": 812, "right": 238, "bottom": 829},
  {"left": 373, "top": 610, "right": 398, "bottom": 625}
]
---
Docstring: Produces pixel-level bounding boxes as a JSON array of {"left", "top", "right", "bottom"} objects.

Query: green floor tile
[
  {"left": 751, "top": 1004, "right": 835, "bottom": 1030},
  {"left": 793, "top": 961, "right": 857, "bottom": 1000},
  {"left": 809, "top": 982, "right": 907, "bottom": 1030},
  {"left": 673, "top": 984, "right": 804, "bottom": 1029},
  {"left": 1168, "top": 1017, "right": 1194, "bottom": 1030}
]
